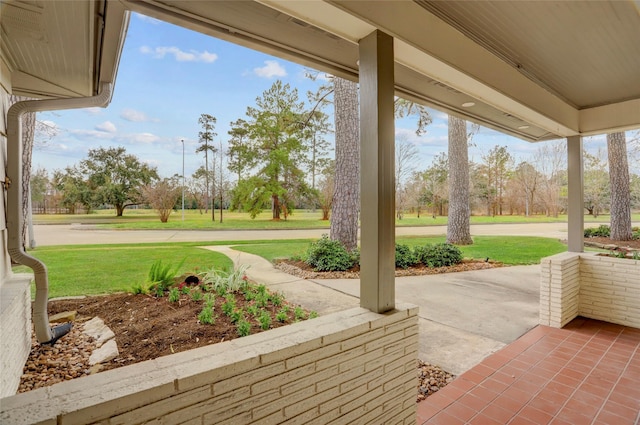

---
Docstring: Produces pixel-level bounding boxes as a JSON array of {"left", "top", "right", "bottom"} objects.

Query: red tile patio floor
[{"left": 417, "top": 317, "right": 640, "bottom": 425}]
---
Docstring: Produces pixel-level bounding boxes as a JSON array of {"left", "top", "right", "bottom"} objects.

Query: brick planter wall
[
  {"left": 1, "top": 305, "right": 419, "bottom": 425},
  {"left": 0, "top": 275, "right": 32, "bottom": 398},
  {"left": 540, "top": 252, "right": 640, "bottom": 328}
]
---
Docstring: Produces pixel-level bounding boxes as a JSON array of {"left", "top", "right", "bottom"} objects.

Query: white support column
[
  {"left": 567, "top": 135, "right": 584, "bottom": 252},
  {"left": 359, "top": 30, "right": 395, "bottom": 313}
]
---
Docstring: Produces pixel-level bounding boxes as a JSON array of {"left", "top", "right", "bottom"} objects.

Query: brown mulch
[{"left": 274, "top": 258, "right": 503, "bottom": 279}]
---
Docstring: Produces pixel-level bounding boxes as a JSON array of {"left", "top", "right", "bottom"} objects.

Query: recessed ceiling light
[
  {"left": 462, "top": 102, "right": 475, "bottom": 107},
  {"left": 518, "top": 125, "right": 530, "bottom": 130}
]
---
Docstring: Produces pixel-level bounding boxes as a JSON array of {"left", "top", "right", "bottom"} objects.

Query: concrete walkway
[{"left": 204, "top": 246, "right": 540, "bottom": 376}]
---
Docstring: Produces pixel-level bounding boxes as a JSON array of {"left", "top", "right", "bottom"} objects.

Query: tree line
[{"left": 28, "top": 79, "right": 639, "bottom": 241}]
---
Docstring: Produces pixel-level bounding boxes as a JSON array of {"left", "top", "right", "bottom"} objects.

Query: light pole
[{"left": 181, "top": 139, "right": 185, "bottom": 221}]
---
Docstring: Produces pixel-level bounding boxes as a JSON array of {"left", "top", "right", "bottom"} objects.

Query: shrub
[
  {"left": 584, "top": 224, "right": 610, "bottom": 238},
  {"left": 415, "top": 243, "right": 463, "bottom": 267},
  {"left": 395, "top": 244, "right": 418, "bottom": 269},
  {"left": 305, "top": 235, "right": 355, "bottom": 271},
  {"left": 276, "top": 309, "right": 288, "bottom": 322},
  {"left": 198, "top": 264, "right": 250, "bottom": 294}
]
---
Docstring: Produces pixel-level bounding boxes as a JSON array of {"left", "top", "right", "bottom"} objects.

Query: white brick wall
[
  {"left": 540, "top": 252, "right": 640, "bottom": 328},
  {"left": 0, "top": 274, "right": 32, "bottom": 398},
  {"left": 0, "top": 305, "right": 419, "bottom": 425},
  {"left": 579, "top": 254, "right": 640, "bottom": 327}
]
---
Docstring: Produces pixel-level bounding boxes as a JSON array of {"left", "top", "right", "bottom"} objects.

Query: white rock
[
  {"left": 82, "top": 317, "right": 115, "bottom": 347},
  {"left": 89, "top": 339, "right": 119, "bottom": 365}
]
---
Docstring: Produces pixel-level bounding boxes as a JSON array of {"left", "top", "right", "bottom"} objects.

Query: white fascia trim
[{"left": 579, "top": 99, "right": 640, "bottom": 135}]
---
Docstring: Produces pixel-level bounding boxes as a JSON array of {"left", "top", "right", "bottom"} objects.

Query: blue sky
[{"left": 33, "top": 12, "right": 620, "bottom": 179}]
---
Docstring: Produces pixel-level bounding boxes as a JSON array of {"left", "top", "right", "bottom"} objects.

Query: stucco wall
[
  {"left": 540, "top": 252, "right": 640, "bottom": 329},
  {"left": 1, "top": 305, "right": 419, "bottom": 425}
]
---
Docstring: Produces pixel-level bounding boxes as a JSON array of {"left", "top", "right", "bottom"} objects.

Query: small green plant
[
  {"left": 305, "top": 235, "right": 356, "bottom": 271},
  {"left": 613, "top": 250, "right": 627, "bottom": 259},
  {"left": 269, "top": 292, "right": 284, "bottom": 307},
  {"left": 246, "top": 304, "right": 259, "bottom": 317},
  {"left": 230, "top": 309, "right": 243, "bottom": 323},
  {"left": 294, "top": 306, "right": 307, "bottom": 321},
  {"left": 168, "top": 287, "right": 180, "bottom": 303},
  {"left": 415, "top": 243, "right": 463, "bottom": 267},
  {"left": 237, "top": 318, "right": 251, "bottom": 337},
  {"left": 198, "top": 264, "right": 251, "bottom": 294},
  {"left": 198, "top": 305, "right": 215, "bottom": 325},
  {"left": 255, "top": 293, "right": 269, "bottom": 308},
  {"left": 131, "top": 282, "right": 149, "bottom": 295},
  {"left": 276, "top": 309, "right": 288, "bottom": 322},
  {"left": 222, "top": 294, "right": 236, "bottom": 316},
  {"left": 309, "top": 311, "right": 319, "bottom": 319},
  {"left": 258, "top": 311, "right": 272, "bottom": 330},
  {"left": 190, "top": 288, "right": 203, "bottom": 301},
  {"left": 148, "top": 258, "right": 186, "bottom": 292},
  {"left": 203, "top": 293, "right": 216, "bottom": 305},
  {"left": 395, "top": 244, "right": 418, "bottom": 269},
  {"left": 632, "top": 251, "right": 640, "bottom": 260}
]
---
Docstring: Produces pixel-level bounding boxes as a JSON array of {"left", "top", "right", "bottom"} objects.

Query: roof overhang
[{"left": 2, "top": 0, "right": 639, "bottom": 142}]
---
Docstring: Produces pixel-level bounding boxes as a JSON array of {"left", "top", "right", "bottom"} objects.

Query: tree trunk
[
  {"left": 330, "top": 78, "right": 360, "bottom": 251},
  {"left": 116, "top": 204, "right": 124, "bottom": 216},
  {"left": 272, "top": 194, "right": 280, "bottom": 220},
  {"left": 447, "top": 116, "right": 473, "bottom": 245},
  {"left": 607, "top": 132, "right": 632, "bottom": 240}
]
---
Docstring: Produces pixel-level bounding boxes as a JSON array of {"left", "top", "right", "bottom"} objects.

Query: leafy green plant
[
  {"left": 237, "top": 318, "right": 251, "bottom": 337},
  {"left": 309, "top": 311, "right": 319, "bottom": 319},
  {"left": 190, "top": 289, "right": 203, "bottom": 301},
  {"left": 415, "top": 243, "right": 463, "bottom": 267},
  {"left": 632, "top": 251, "right": 640, "bottom": 260},
  {"left": 148, "top": 258, "right": 186, "bottom": 292},
  {"left": 198, "top": 264, "right": 251, "bottom": 294},
  {"left": 168, "top": 287, "right": 180, "bottom": 303},
  {"left": 269, "top": 292, "right": 284, "bottom": 307},
  {"left": 395, "top": 244, "right": 418, "bottom": 269},
  {"left": 584, "top": 224, "right": 611, "bottom": 238},
  {"left": 255, "top": 293, "right": 269, "bottom": 308},
  {"left": 258, "top": 311, "right": 272, "bottom": 330},
  {"left": 222, "top": 294, "right": 236, "bottom": 316},
  {"left": 131, "top": 282, "right": 149, "bottom": 295},
  {"left": 612, "top": 250, "right": 627, "bottom": 259},
  {"left": 294, "top": 306, "right": 306, "bottom": 321},
  {"left": 276, "top": 309, "right": 288, "bottom": 322},
  {"left": 230, "top": 309, "right": 243, "bottom": 323},
  {"left": 198, "top": 305, "right": 215, "bottom": 325},
  {"left": 246, "top": 304, "right": 259, "bottom": 317},
  {"left": 305, "top": 235, "right": 355, "bottom": 271}
]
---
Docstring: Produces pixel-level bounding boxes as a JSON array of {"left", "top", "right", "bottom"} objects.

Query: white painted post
[{"left": 567, "top": 135, "right": 584, "bottom": 252}]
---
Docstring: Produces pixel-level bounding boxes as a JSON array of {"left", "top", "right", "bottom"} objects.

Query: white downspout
[{"left": 6, "top": 83, "right": 113, "bottom": 344}]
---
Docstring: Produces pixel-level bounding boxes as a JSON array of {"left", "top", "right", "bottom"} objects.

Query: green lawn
[
  {"left": 33, "top": 209, "right": 640, "bottom": 230},
  {"left": 233, "top": 235, "right": 567, "bottom": 265},
  {"left": 14, "top": 242, "right": 234, "bottom": 298}
]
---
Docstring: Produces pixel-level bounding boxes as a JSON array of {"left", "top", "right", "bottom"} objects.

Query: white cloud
[
  {"left": 70, "top": 129, "right": 115, "bottom": 140},
  {"left": 120, "top": 108, "right": 154, "bottom": 122},
  {"left": 129, "top": 133, "right": 160, "bottom": 144},
  {"left": 140, "top": 45, "right": 218, "bottom": 63},
  {"left": 253, "top": 60, "right": 287, "bottom": 78},
  {"left": 95, "top": 121, "right": 117, "bottom": 133}
]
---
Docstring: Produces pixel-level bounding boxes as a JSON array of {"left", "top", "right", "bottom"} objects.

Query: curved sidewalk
[{"left": 204, "top": 245, "right": 541, "bottom": 376}]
